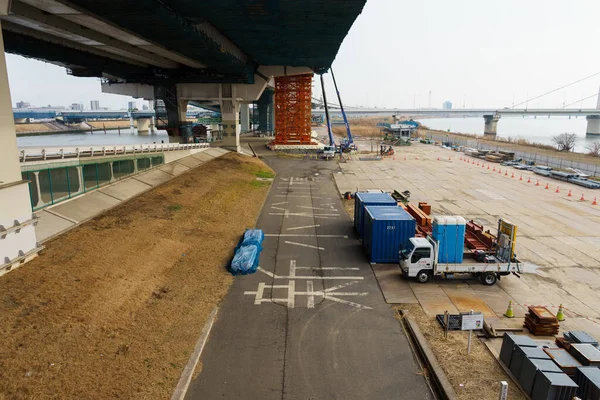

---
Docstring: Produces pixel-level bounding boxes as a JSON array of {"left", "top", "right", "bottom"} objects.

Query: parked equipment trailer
[{"left": 399, "top": 219, "right": 521, "bottom": 285}]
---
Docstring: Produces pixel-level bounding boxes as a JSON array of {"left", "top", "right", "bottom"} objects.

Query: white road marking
[
  {"left": 270, "top": 206, "right": 287, "bottom": 211},
  {"left": 269, "top": 212, "right": 339, "bottom": 217},
  {"left": 286, "top": 224, "right": 321, "bottom": 231},
  {"left": 274, "top": 195, "right": 324, "bottom": 198},
  {"left": 297, "top": 206, "right": 338, "bottom": 211},
  {"left": 295, "top": 267, "right": 360, "bottom": 271},
  {"left": 306, "top": 281, "right": 315, "bottom": 308},
  {"left": 257, "top": 267, "right": 362, "bottom": 280},
  {"left": 271, "top": 201, "right": 288, "bottom": 206},
  {"left": 289, "top": 260, "right": 296, "bottom": 278},
  {"left": 284, "top": 241, "right": 325, "bottom": 250},
  {"left": 264, "top": 234, "right": 348, "bottom": 238},
  {"left": 244, "top": 278, "right": 370, "bottom": 309},
  {"left": 288, "top": 280, "right": 295, "bottom": 309}
]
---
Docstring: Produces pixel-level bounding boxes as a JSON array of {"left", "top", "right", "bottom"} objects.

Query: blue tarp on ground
[{"left": 229, "top": 229, "right": 264, "bottom": 275}]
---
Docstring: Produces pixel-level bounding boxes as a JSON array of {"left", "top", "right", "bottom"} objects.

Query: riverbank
[
  {"left": 0, "top": 152, "right": 273, "bottom": 399},
  {"left": 418, "top": 127, "right": 600, "bottom": 165},
  {"left": 15, "top": 120, "right": 135, "bottom": 136}
]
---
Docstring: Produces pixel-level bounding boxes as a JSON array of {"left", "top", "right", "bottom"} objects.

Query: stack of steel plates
[
  {"left": 545, "top": 348, "right": 583, "bottom": 376},
  {"left": 574, "top": 367, "right": 600, "bottom": 400},
  {"left": 531, "top": 370, "right": 578, "bottom": 400},
  {"left": 510, "top": 346, "right": 551, "bottom": 378},
  {"left": 564, "top": 331, "right": 600, "bottom": 347},
  {"left": 499, "top": 333, "right": 537, "bottom": 367},
  {"left": 524, "top": 306, "right": 559, "bottom": 335},
  {"left": 569, "top": 344, "right": 600, "bottom": 367},
  {"left": 520, "top": 358, "right": 563, "bottom": 395}
]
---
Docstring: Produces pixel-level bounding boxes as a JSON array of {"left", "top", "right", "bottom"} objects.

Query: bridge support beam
[
  {"left": 0, "top": 21, "right": 39, "bottom": 275},
  {"left": 137, "top": 117, "right": 151, "bottom": 135},
  {"left": 483, "top": 114, "right": 501, "bottom": 137},
  {"left": 240, "top": 103, "right": 250, "bottom": 132},
  {"left": 586, "top": 115, "right": 600, "bottom": 136}
]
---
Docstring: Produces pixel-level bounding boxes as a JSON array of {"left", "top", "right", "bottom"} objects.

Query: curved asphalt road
[{"left": 186, "top": 157, "right": 433, "bottom": 399}]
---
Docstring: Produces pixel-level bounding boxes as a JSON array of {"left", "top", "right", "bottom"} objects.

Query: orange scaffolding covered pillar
[{"left": 273, "top": 73, "right": 313, "bottom": 145}]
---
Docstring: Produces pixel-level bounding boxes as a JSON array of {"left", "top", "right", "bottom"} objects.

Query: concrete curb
[
  {"left": 171, "top": 307, "right": 219, "bottom": 400},
  {"left": 400, "top": 310, "right": 458, "bottom": 400}
]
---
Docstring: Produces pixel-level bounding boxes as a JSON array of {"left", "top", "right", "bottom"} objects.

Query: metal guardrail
[{"left": 19, "top": 142, "right": 210, "bottom": 163}]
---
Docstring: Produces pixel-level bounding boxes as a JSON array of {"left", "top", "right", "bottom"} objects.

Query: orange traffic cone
[
  {"left": 472, "top": 160, "right": 475, "bottom": 164},
  {"left": 505, "top": 170, "right": 508, "bottom": 176},
  {"left": 568, "top": 189, "right": 572, "bottom": 197},
  {"left": 593, "top": 197, "right": 597, "bottom": 205},
  {"left": 536, "top": 179, "right": 540, "bottom": 186},
  {"left": 493, "top": 166, "right": 496, "bottom": 171},
  {"left": 448, "top": 156, "right": 451, "bottom": 160},
  {"left": 460, "top": 156, "right": 463, "bottom": 160},
  {"left": 555, "top": 186, "right": 560, "bottom": 193},
  {"left": 498, "top": 169, "right": 502, "bottom": 174},
  {"left": 527, "top": 177, "right": 531, "bottom": 183},
  {"left": 487, "top": 165, "right": 490, "bottom": 169},
  {"left": 404, "top": 156, "right": 406, "bottom": 160},
  {"left": 519, "top": 175, "right": 523, "bottom": 181},
  {"left": 511, "top": 172, "right": 515, "bottom": 178},
  {"left": 580, "top": 193, "right": 585, "bottom": 201},
  {"left": 416, "top": 156, "right": 419, "bottom": 160},
  {"left": 545, "top": 182, "right": 549, "bottom": 189},
  {"left": 437, "top": 157, "right": 440, "bottom": 161},
  {"left": 482, "top": 163, "right": 485, "bottom": 168}
]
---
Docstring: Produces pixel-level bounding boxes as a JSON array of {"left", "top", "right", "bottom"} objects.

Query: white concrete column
[
  {"left": 221, "top": 100, "right": 240, "bottom": 151},
  {"left": 240, "top": 103, "right": 250, "bottom": 132},
  {"left": 586, "top": 115, "right": 600, "bottom": 136},
  {"left": 129, "top": 115, "right": 134, "bottom": 131},
  {"left": 76, "top": 165, "right": 84, "bottom": 193},
  {"left": 137, "top": 118, "right": 151, "bottom": 134},
  {"left": 0, "top": 20, "right": 39, "bottom": 271},
  {"left": 32, "top": 171, "right": 44, "bottom": 209}
]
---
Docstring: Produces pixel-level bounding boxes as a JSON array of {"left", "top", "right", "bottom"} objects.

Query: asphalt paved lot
[{"left": 186, "top": 156, "right": 433, "bottom": 399}]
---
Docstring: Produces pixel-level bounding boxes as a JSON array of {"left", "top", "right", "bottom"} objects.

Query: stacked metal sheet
[
  {"left": 510, "top": 346, "right": 551, "bottom": 379},
  {"left": 574, "top": 367, "right": 600, "bottom": 400},
  {"left": 524, "top": 306, "right": 560, "bottom": 335},
  {"left": 520, "top": 358, "right": 563, "bottom": 395},
  {"left": 569, "top": 344, "right": 600, "bottom": 367},
  {"left": 531, "top": 370, "right": 578, "bottom": 400},
  {"left": 545, "top": 348, "right": 583, "bottom": 376},
  {"left": 565, "top": 331, "right": 600, "bottom": 347},
  {"left": 499, "top": 333, "right": 537, "bottom": 367}
]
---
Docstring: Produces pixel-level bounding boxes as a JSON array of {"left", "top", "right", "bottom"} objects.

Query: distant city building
[
  {"left": 16, "top": 101, "right": 30, "bottom": 108},
  {"left": 70, "top": 103, "right": 84, "bottom": 111},
  {"left": 142, "top": 104, "right": 149, "bottom": 110},
  {"left": 443, "top": 101, "right": 453, "bottom": 110},
  {"left": 128, "top": 101, "right": 136, "bottom": 111},
  {"left": 90, "top": 100, "right": 100, "bottom": 110}
]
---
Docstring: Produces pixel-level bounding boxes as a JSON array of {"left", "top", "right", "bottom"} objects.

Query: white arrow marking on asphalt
[
  {"left": 297, "top": 206, "right": 338, "bottom": 211},
  {"left": 256, "top": 267, "right": 362, "bottom": 280}
]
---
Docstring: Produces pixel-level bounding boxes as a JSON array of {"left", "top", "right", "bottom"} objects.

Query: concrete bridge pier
[
  {"left": 586, "top": 115, "right": 600, "bottom": 136},
  {"left": 137, "top": 117, "right": 151, "bottom": 135},
  {"left": 240, "top": 103, "right": 250, "bottom": 132},
  {"left": 14, "top": 118, "right": 29, "bottom": 124},
  {"left": 483, "top": 113, "right": 501, "bottom": 137},
  {"left": 0, "top": 19, "right": 39, "bottom": 274},
  {"left": 220, "top": 84, "right": 240, "bottom": 151}
]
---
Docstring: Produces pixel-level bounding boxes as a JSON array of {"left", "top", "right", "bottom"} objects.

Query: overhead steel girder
[{"left": 53, "top": 0, "right": 255, "bottom": 79}]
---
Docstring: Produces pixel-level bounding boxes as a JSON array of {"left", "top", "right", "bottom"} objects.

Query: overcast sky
[{"left": 7, "top": 0, "right": 600, "bottom": 110}]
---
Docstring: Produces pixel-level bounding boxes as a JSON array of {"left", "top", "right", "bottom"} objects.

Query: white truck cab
[{"left": 400, "top": 237, "right": 435, "bottom": 282}]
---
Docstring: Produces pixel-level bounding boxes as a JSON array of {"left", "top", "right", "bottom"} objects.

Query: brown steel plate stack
[{"left": 524, "top": 306, "right": 560, "bottom": 335}]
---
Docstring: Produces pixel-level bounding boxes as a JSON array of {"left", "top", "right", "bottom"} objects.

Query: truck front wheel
[
  {"left": 481, "top": 272, "right": 497, "bottom": 285},
  {"left": 416, "top": 270, "right": 431, "bottom": 283}
]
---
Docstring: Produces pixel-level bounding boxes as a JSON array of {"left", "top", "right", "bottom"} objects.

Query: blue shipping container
[
  {"left": 364, "top": 206, "right": 416, "bottom": 263},
  {"left": 353, "top": 192, "right": 397, "bottom": 238}
]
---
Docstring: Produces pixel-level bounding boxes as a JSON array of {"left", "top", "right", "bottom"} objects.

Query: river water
[
  {"left": 417, "top": 117, "right": 599, "bottom": 153},
  {"left": 17, "top": 129, "right": 171, "bottom": 148}
]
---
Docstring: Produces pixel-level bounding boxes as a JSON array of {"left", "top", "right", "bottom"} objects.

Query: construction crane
[
  {"left": 331, "top": 68, "right": 356, "bottom": 153},
  {"left": 319, "top": 73, "right": 336, "bottom": 159}
]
